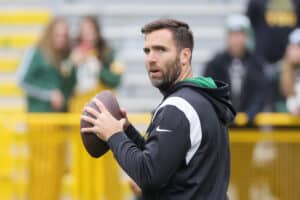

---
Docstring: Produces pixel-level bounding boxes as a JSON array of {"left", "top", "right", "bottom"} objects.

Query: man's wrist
[
  {"left": 105, "top": 130, "right": 123, "bottom": 141},
  {"left": 106, "top": 131, "right": 124, "bottom": 143}
]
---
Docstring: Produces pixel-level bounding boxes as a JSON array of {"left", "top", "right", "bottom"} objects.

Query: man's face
[
  {"left": 143, "top": 29, "right": 182, "bottom": 91},
  {"left": 227, "top": 31, "right": 247, "bottom": 57}
]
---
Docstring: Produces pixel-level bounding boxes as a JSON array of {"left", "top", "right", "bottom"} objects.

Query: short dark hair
[{"left": 141, "top": 18, "right": 194, "bottom": 53}]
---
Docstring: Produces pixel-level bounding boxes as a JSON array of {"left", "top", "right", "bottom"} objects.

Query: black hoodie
[{"left": 107, "top": 77, "right": 236, "bottom": 200}]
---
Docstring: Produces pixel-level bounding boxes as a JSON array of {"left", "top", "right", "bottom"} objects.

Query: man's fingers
[
  {"left": 81, "top": 115, "right": 96, "bottom": 125},
  {"left": 84, "top": 106, "right": 100, "bottom": 118},
  {"left": 81, "top": 127, "right": 97, "bottom": 133},
  {"left": 93, "top": 99, "right": 108, "bottom": 113}
]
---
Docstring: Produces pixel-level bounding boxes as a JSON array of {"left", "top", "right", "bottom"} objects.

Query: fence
[{"left": 0, "top": 112, "right": 299, "bottom": 200}]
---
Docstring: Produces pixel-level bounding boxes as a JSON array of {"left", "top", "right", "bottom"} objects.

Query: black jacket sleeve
[
  {"left": 107, "top": 105, "right": 191, "bottom": 191},
  {"left": 125, "top": 124, "right": 145, "bottom": 149}
]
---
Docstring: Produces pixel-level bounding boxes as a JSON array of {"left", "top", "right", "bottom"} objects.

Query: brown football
[{"left": 80, "top": 90, "right": 122, "bottom": 158}]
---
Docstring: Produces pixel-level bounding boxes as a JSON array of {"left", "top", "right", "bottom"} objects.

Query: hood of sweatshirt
[{"left": 165, "top": 76, "right": 236, "bottom": 125}]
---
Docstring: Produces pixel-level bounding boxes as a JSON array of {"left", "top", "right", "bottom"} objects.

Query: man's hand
[{"left": 81, "top": 98, "right": 126, "bottom": 141}]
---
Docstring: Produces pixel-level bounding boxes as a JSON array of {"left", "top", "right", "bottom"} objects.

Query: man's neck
[{"left": 177, "top": 65, "right": 193, "bottom": 82}]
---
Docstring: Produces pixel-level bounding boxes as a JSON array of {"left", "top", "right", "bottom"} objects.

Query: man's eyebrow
[
  {"left": 152, "top": 45, "right": 167, "bottom": 50},
  {"left": 143, "top": 45, "right": 167, "bottom": 51},
  {"left": 152, "top": 45, "right": 167, "bottom": 49}
]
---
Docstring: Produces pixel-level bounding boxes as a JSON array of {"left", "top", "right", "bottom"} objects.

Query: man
[
  {"left": 204, "top": 14, "right": 267, "bottom": 121},
  {"left": 81, "top": 19, "right": 236, "bottom": 200}
]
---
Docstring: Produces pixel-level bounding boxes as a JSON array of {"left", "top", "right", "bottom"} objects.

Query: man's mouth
[{"left": 149, "top": 69, "right": 161, "bottom": 78}]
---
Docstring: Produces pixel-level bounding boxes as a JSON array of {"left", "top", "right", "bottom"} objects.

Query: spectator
[
  {"left": 204, "top": 14, "right": 267, "bottom": 121},
  {"left": 280, "top": 28, "right": 300, "bottom": 115},
  {"left": 203, "top": 14, "right": 268, "bottom": 200},
  {"left": 264, "top": 28, "right": 300, "bottom": 200},
  {"left": 69, "top": 15, "right": 124, "bottom": 112},
  {"left": 247, "top": 0, "right": 300, "bottom": 64},
  {"left": 20, "top": 18, "right": 76, "bottom": 112},
  {"left": 19, "top": 17, "right": 76, "bottom": 200},
  {"left": 246, "top": 0, "right": 300, "bottom": 111},
  {"left": 69, "top": 16, "right": 125, "bottom": 200}
]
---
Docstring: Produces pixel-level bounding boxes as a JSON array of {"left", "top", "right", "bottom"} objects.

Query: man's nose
[{"left": 147, "top": 51, "right": 157, "bottom": 64}]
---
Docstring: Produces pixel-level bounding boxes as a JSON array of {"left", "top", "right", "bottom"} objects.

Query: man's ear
[{"left": 180, "top": 48, "right": 192, "bottom": 66}]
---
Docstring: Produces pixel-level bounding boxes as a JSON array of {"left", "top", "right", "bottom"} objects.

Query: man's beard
[{"left": 151, "top": 56, "right": 182, "bottom": 93}]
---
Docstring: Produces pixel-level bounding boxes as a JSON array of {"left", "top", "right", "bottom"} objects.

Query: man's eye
[
  {"left": 144, "top": 48, "right": 150, "bottom": 54},
  {"left": 158, "top": 48, "right": 166, "bottom": 52}
]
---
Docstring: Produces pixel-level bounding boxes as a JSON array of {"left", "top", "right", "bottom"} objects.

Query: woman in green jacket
[
  {"left": 21, "top": 18, "right": 76, "bottom": 112},
  {"left": 20, "top": 17, "right": 76, "bottom": 200}
]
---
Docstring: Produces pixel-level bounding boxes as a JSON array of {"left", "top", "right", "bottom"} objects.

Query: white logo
[{"left": 156, "top": 126, "right": 172, "bottom": 133}]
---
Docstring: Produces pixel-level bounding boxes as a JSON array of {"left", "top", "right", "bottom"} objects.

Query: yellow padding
[
  {"left": 0, "top": 33, "right": 39, "bottom": 49},
  {"left": 234, "top": 113, "right": 248, "bottom": 126},
  {"left": 255, "top": 113, "right": 300, "bottom": 126},
  {"left": 0, "top": 10, "right": 51, "bottom": 25},
  {"left": 0, "top": 57, "right": 20, "bottom": 72},
  {"left": 0, "top": 82, "right": 23, "bottom": 97},
  {"left": 230, "top": 130, "right": 300, "bottom": 143}
]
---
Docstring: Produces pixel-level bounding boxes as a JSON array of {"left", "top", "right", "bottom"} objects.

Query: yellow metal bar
[
  {"left": 0, "top": 113, "right": 151, "bottom": 126},
  {"left": 1, "top": 112, "right": 300, "bottom": 126},
  {"left": 255, "top": 113, "right": 300, "bottom": 126}
]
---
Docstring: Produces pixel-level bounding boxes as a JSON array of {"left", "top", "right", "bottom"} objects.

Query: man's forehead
[{"left": 144, "top": 29, "right": 174, "bottom": 46}]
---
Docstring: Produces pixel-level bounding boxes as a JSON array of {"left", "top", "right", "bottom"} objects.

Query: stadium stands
[{"left": 0, "top": 0, "right": 246, "bottom": 112}]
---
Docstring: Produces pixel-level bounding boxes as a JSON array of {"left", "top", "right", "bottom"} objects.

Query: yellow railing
[{"left": 0, "top": 113, "right": 300, "bottom": 200}]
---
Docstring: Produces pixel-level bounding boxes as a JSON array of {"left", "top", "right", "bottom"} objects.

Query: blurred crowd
[
  {"left": 17, "top": 0, "right": 300, "bottom": 120},
  {"left": 18, "top": 16, "right": 124, "bottom": 114},
  {"left": 204, "top": 0, "right": 300, "bottom": 122},
  {"left": 16, "top": 15, "right": 125, "bottom": 200},
  {"left": 204, "top": 1, "right": 300, "bottom": 200}
]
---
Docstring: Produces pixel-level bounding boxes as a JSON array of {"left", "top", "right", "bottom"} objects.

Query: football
[{"left": 80, "top": 90, "right": 122, "bottom": 158}]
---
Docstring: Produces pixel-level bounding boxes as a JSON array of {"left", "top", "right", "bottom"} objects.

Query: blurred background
[{"left": 0, "top": 0, "right": 300, "bottom": 199}]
